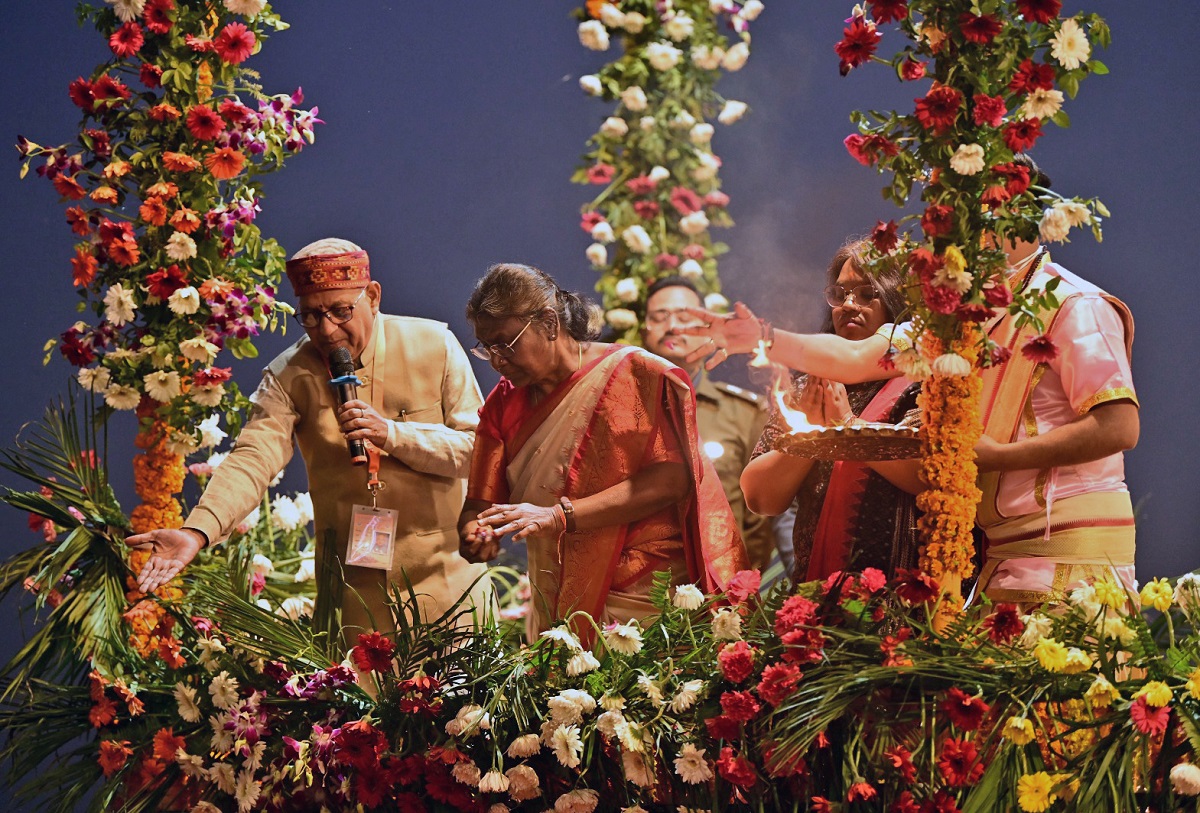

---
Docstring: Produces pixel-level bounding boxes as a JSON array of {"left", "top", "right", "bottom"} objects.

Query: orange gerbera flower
[
  {"left": 162, "top": 151, "right": 201, "bottom": 172},
  {"left": 146, "top": 181, "right": 179, "bottom": 199},
  {"left": 204, "top": 146, "right": 245, "bottom": 180},
  {"left": 152, "top": 728, "right": 187, "bottom": 762},
  {"left": 103, "top": 160, "right": 132, "bottom": 179},
  {"left": 71, "top": 247, "right": 98, "bottom": 287},
  {"left": 198, "top": 277, "right": 235, "bottom": 299},
  {"left": 168, "top": 207, "right": 202, "bottom": 234},
  {"left": 139, "top": 196, "right": 168, "bottom": 226},
  {"left": 98, "top": 740, "right": 132, "bottom": 778},
  {"left": 91, "top": 186, "right": 120, "bottom": 204},
  {"left": 148, "top": 102, "right": 181, "bottom": 122},
  {"left": 89, "top": 695, "right": 118, "bottom": 728}
]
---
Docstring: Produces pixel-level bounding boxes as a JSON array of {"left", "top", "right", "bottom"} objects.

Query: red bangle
[{"left": 558, "top": 496, "right": 577, "bottom": 533}]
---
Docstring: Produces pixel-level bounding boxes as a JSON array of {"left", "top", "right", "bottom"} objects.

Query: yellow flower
[
  {"left": 1085, "top": 675, "right": 1121, "bottom": 709},
  {"left": 1094, "top": 579, "right": 1126, "bottom": 609},
  {"left": 943, "top": 244, "right": 967, "bottom": 276},
  {"left": 1140, "top": 578, "right": 1174, "bottom": 613},
  {"left": 1136, "top": 680, "right": 1173, "bottom": 708},
  {"left": 1062, "top": 647, "right": 1093, "bottom": 675},
  {"left": 1056, "top": 774, "right": 1080, "bottom": 802},
  {"left": 1034, "top": 637, "right": 1068, "bottom": 672},
  {"left": 1017, "top": 771, "right": 1057, "bottom": 812},
  {"left": 1002, "top": 715, "right": 1035, "bottom": 746},
  {"left": 1186, "top": 666, "right": 1200, "bottom": 700}
]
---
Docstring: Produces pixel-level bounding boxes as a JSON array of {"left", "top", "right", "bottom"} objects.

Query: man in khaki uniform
[
  {"left": 129, "top": 238, "right": 489, "bottom": 634},
  {"left": 641, "top": 276, "right": 780, "bottom": 571}
]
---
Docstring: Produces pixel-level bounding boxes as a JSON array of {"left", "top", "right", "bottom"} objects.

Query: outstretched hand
[
  {"left": 677, "top": 301, "right": 764, "bottom": 370},
  {"left": 125, "top": 528, "right": 206, "bottom": 593}
]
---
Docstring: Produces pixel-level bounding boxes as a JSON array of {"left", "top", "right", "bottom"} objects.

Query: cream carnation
[
  {"left": 640, "top": 116, "right": 657, "bottom": 131},
  {"left": 718, "top": 100, "right": 748, "bottom": 124},
  {"left": 168, "top": 287, "right": 200, "bottom": 317},
  {"left": 1170, "top": 763, "right": 1200, "bottom": 797},
  {"left": 621, "top": 86, "right": 648, "bottom": 112},
  {"left": 478, "top": 770, "right": 509, "bottom": 794},
  {"left": 622, "top": 225, "right": 654, "bottom": 253},
  {"left": 680, "top": 211, "right": 710, "bottom": 236},
  {"left": 672, "top": 110, "right": 697, "bottom": 129},
  {"left": 505, "top": 764, "right": 541, "bottom": 801},
  {"left": 950, "top": 143, "right": 986, "bottom": 176},
  {"left": 615, "top": 278, "right": 640, "bottom": 304},
  {"left": 586, "top": 243, "right": 608, "bottom": 267},
  {"left": 1056, "top": 200, "right": 1092, "bottom": 227},
  {"left": 601, "top": 116, "right": 629, "bottom": 139},
  {"left": 704, "top": 293, "right": 729, "bottom": 311},
  {"left": 646, "top": 41, "right": 682, "bottom": 71},
  {"left": 648, "top": 165, "right": 672, "bottom": 183},
  {"left": 673, "top": 584, "right": 705, "bottom": 609},
  {"left": 278, "top": 595, "right": 313, "bottom": 620},
  {"left": 741, "top": 0, "right": 765, "bottom": 20},
  {"left": 591, "top": 221, "right": 615, "bottom": 244},
  {"left": 579, "top": 74, "right": 603, "bottom": 96},
  {"left": 689, "top": 122, "right": 714, "bottom": 145},
  {"left": 1039, "top": 206, "right": 1072, "bottom": 242},
  {"left": 664, "top": 12, "right": 695, "bottom": 41},
  {"left": 690, "top": 152, "right": 721, "bottom": 182},
  {"left": 578, "top": 20, "right": 610, "bottom": 51},
  {"left": 679, "top": 259, "right": 703, "bottom": 279},
  {"left": 691, "top": 44, "right": 725, "bottom": 70},
  {"left": 452, "top": 761, "right": 482, "bottom": 787},
  {"left": 555, "top": 789, "right": 600, "bottom": 813},
  {"left": 722, "top": 42, "right": 750, "bottom": 71},
  {"left": 506, "top": 733, "right": 542, "bottom": 759},
  {"left": 597, "top": 3, "right": 625, "bottom": 28},
  {"left": 165, "top": 231, "right": 198, "bottom": 261},
  {"left": 606, "top": 308, "right": 638, "bottom": 330},
  {"left": 621, "top": 11, "right": 647, "bottom": 33},
  {"left": 932, "top": 353, "right": 972, "bottom": 377}
]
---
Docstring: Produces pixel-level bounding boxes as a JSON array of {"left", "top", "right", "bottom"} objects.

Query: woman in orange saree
[{"left": 458, "top": 263, "right": 747, "bottom": 643}]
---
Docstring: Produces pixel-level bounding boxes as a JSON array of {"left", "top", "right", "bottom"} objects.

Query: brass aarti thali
[{"left": 774, "top": 422, "right": 921, "bottom": 462}]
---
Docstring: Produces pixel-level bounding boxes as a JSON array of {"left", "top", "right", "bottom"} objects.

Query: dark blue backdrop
[{"left": 1, "top": 4, "right": 1196, "bottom": 801}]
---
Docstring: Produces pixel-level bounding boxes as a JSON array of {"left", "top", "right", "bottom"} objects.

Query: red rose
[
  {"left": 835, "top": 15, "right": 881, "bottom": 75},
  {"left": 971, "top": 93, "right": 1007, "bottom": 127},
  {"left": 867, "top": 0, "right": 908, "bottom": 24},
  {"left": 586, "top": 163, "right": 616, "bottom": 185},
  {"left": 1009, "top": 59, "right": 1056, "bottom": 94},
  {"left": 899, "top": 56, "right": 927, "bottom": 81},
  {"left": 958, "top": 12, "right": 1002, "bottom": 44},
  {"left": 914, "top": 84, "right": 963, "bottom": 133},
  {"left": 109, "top": 22, "right": 144, "bottom": 59},
  {"left": 214, "top": 21, "right": 257, "bottom": 65},
  {"left": 871, "top": 220, "right": 899, "bottom": 253},
  {"left": 718, "top": 641, "right": 756, "bottom": 684},
  {"left": 717, "top": 747, "right": 757, "bottom": 788},
  {"left": 1015, "top": 0, "right": 1062, "bottom": 25},
  {"left": 719, "top": 690, "right": 762, "bottom": 723},
  {"left": 1021, "top": 334, "right": 1058, "bottom": 363},
  {"left": 756, "top": 662, "right": 802, "bottom": 706},
  {"left": 921, "top": 204, "right": 954, "bottom": 239},
  {"left": 941, "top": 687, "right": 990, "bottom": 731}
]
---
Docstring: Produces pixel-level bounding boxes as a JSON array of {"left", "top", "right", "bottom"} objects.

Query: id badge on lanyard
[{"left": 344, "top": 444, "right": 397, "bottom": 571}]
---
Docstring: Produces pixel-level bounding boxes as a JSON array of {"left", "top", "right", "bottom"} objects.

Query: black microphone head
[{"left": 328, "top": 346, "right": 355, "bottom": 377}]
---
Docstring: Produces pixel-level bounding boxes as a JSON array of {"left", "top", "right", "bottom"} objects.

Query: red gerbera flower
[
  {"left": 162, "top": 151, "right": 201, "bottom": 172},
  {"left": 847, "top": 781, "right": 877, "bottom": 801},
  {"left": 886, "top": 745, "right": 917, "bottom": 783},
  {"left": 981, "top": 184, "right": 1012, "bottom": 208},
  {"left": 921, "top": 204, "right": 955, "bottom": 239},
  {"left": 169, "top": 208, "right": 202, "bottom": 234},
  {"left": 139, "top": 196, "right": 168, "bottom": 227},
  {"left": 1021, "top": 334, "right": 1058, "bottom": 363},
  {"left": 204, "top": 147, "right": 246, "bottom": 180},
  {"left": 1009, "top": 59, "right": 1056, "bottom": 93},
  {"left": 625, "top": 175, "right": 658, "bottom": 195},
  {"left": 893, "top": 568, "right": 940, "bottom": 604},
  {"left": 107, "top": 238, "right": 140, "bottom": 267},
  {"left": 893, "top": 790, "right": 922, "bottom": 813},
  {"left": 938, "top": 737, "right": 984, "bottom": 787},
  {"left": 89, "top": 695, "right": 118, "bottom": 728},
  {"left": 91, "top": 75, "right": 131, "bottom": 103},
  {"left": 670, "top": 186, "right": 704, "bottom": 215},
  {"left": 1004, "top": 118, "right": 1043, "bottom": 152},
  {"left": 633, "top": 200, "right": 660, "bottom": 219},
  {"left": 139, "top": 63, "right": 163, "bottom": 89},
  {"left": 151, "top": 727, "right": 186, "bottom": 762},
  {"left": 982, "top": 603, "right": 1024, "bottom": 643},
  {"left": 213, "top": 21, "right": 257, "bottom": 65},
  {"left": 109, "top": 22, "right": 144, "bottom": 58},
  {"left": 1015, "top": 0, "right": 1062, "bottom": 24},
  {"left": 871, "top": 220, "right": 899, "bottom": 253},
  {"left": 926, "top": 790, "right": 963, "bottom": 813},
  {"left": 351, "top": 631, "right": 396, "bottom": 674},
  {"left": 959, "top": 13, "right": 1003, "bottom": 44},
  {"left": 333, "top": 719, "right": 388, "bottom": 771},
  {"left": 68, "top": 78, "right": 95, "bottom": 112},
  {"left": 914, "top": 84, "right": 963, "bottom": 133},
  {"left": 146, "top": 264, "right": 188, "bottom": 299},
  {"left": 993, "top": 161, "right": 1032, "bottom": 197},
  {"left": 98, "top": 740, "right": 133, "bottom": 778},
  {"left": 835, "top": 14, "right": 881, "bottom": 75},
  {"left": 587, "top": 162, "right": 615, "bottom": 184},
  {"left": 144, "top": 0, "right": 175, "bottom": 35},
  {"left": 811, "top": 797, "right": 834, "bottom": 813},
  {"left": 193, "top": 367, "right": 233, "bottom": 386},
  {"left": 186, "top": 106, "right": 225, "bottom": 141},
  {"left": 941, "top": 687, "right": 990, "bottom": 731},
  {"left": 972, "top": 93, "right": 1007, "bottom": 128},
  {"left": 867, "top": 0, "right": 908, "bottom": 24},
  {"left": 1130, "top": 696, "right": 1171, "bottom": 736},
  {"left": 66, "top": 207, "right": 92, "bottom": 236}
]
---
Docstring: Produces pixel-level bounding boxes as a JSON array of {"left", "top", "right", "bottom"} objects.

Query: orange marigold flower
[
  {"left": 91, "top": 186, "right": 120, "bottom": 204},
  {"left": 204, "top": 146, "right": 245, "bottom": 180},
  {"left": 98, "top": 740, "right": 133, "bottom": 778},
  {"left": 139, "top": 196, "right": 168, "bottom": 226},
  {"left": 168, "top": 207, "right": 202, "bottom": 234},
  {"left": 162, "top": 151, "right": 201, "bottom": 172}
]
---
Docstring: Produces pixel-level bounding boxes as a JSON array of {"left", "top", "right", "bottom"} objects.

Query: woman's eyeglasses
[
  {"left": 471, "top": 317, "right": 535, "bottom": 361},
  {"left": 823, "top": 284, "right": 880, "bottom": 308},
  {"left": 293, "top": 289, "right": 367, "bottom": 329}
]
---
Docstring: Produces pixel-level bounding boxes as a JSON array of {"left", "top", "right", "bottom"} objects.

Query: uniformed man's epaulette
[{"left": 713, "top": 380, "right": 763, "bottom": 407}]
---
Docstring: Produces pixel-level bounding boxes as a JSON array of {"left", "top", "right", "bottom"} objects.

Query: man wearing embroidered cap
[{"left": 129, "top": 237, "right": 490, "bottom": 634}]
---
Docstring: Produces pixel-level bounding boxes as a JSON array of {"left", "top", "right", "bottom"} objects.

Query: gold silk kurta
[{"left": 185, "top": 313, "right": 489, "bottom": 634}]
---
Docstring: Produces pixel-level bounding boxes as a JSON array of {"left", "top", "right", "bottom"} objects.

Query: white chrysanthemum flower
[
  {"left": 105, "top": 0, "right": 145, "bottom": 23},
  {"left": 541, "top": 625, "right": 584, "bottom": 651},
  {"left": 622, "top": 748, "right": 654, "bottom": 787},
  {"left": 718, "top": 100, "right": 748, "bottom": 125},
  {"left": 1056, "top": 200, "right": 1092, "bottom": 228},
  {"left": 207, "top": 762, "right": 236, "bottom": 795},
  {"left": 270, "top": 494, "right": 302, "bottom": 532},
  {"left": 742, "top": 0, "right": 765, "bottom": 21},
  {"left": 591, "top": 221, "right": 615, "bottom": 244},
  {"left": 292, "top": 556, "right": 316, "bottom": 583},
  {"left": 505, "top": 764, "right": 541, "bottom": 802},
  {"left": 636, "top": 674, "right": 666, "bottom": 706},
  {"left": 673, "top": 584, "right": 705, "bottom": 610},
  {"left": 1021, "top": 87, "right": 1065, "bottom": 120},
  {"left": 606, "top": 308, "right": 638, "bottom": 331},
  {"left": 646, "top": 41, "right": 683, "bottom": 71},
  {"left": 596, "top": 709, "right": 625, "bottom": 738},
  {"left": 234, "top": 769, "right": 261, "bottom": 813},
  {"left": 165, "top": 231, "right": 198, "bottom": 261},
  {"left": 209, "top": 671, "right": 239, "bottom": 710},
  {"left": 579, "top": 74, "right": 602, "bottom": 96},
  {"left": 207, "top": 451, "right": 230, "bottom": 471},
  {"left": 197, "top": 414, "right": 227, "bottom": 448},
  {"left": 242, "top": 740, "right": 266, "bottom": 773},
  {"left": 600, "top": 116, "right": 629, "bottom": 139},
  {"left": 690, "top": 153, "right": 720, "bottom": 183},
  {"left": 78, "top": 366, "right": 111, "bottom": 393},
  {"left": 664, "top": 12, "right": 695, "bottom": 41},
  {"left": 278, "top": 595, "right": 314, "bottom": 621},
  {"left": 224, "top": 0, "right": 267, "bottom": 16},
  {"left": 168, "top": 286, "right": 201, "bottom": 315},
  {"left": 1039, "top": 206, "right": 1072, "bottom": 242},
  {"left": 597, "top": 3, "right": 625, "bottom": 28},
  {"left": 689, "top": 122, "right": 714, "bottom": 145},
  {"left": 166, "top": 430, "right": 199, "bottom": 457},
  {"left": 548, "top": 695, "right": 584, "bottom": 725},
  {"left": 674, "top": 743, "right": 714, "bottom": 784},
  {"left": 639, "top": 115, "right": 657, "bottom": 131},
  {"left": 892, "top": 348, "right": 931, "bottom": 381},
  {"left": 680, "top": 210, "right": 711, "bottom": 236},
  {"left": 452, "top": 761, "right": 482, "bottom": 787},
  {"left": 479, "top": 769, "right": 510, "bottom": 794},
  {"left": 1050, "top": 18, "right": 1090, "bottom": 71},
  {"left": 648, "top": 165, "right": 672, "bottom": 183},
  {"left": 672, "top": 110, "right": 697, "bottom": 130},
  {"left": 586, "top": 243, "right": 608, "bottom": 267},
  {"left": 691, "top": 44, "right": 725, "bottom": 70},
  {"left": 1174, "top": 573, "right": 1200, "bottom": 617},
  {"left": 555, "top": 788, "right": 600, "bottom": 813},
  {"left": 722, "top": 41, "right": 750, "bottom": 71},
  {"left": 180, "top": 335, "right": 219, "bottom": 364},
  {"left": 144, "top": 370, "right": 182, "bottom": 402},
  {"left": 1100, "top": 615, "right": 1136, "bottom": 645},
  {"left": 1019, "top": 613, "right": 1054, "bottom": 649},
  {"left": 622, "top": 224, "right": 653, "bottom": 253},
  {"left": 600, "top": 693, "right": 626, "bottom": 711},
  {"left": 506, "top": 733, "right": 542, "bottom": 759},
  {"left": 711, "top": 606, "right": 743, "bottom": 640},
  {"left": 567, "top": 650, "right": 602, "bottom": 676},
  {"left": 950, "top": 143, "right": 986, "bottom": 176},
  {"left": 578, "top": 20, "right": 610, "bottom": 51},
  {"left": 620, "top": 85, "right": 648, "bottom": 112},
  {"left": 104, "top": 284, "right": 136, "bottom": 326},
  {"left": 622, "top": 11, "right": 646, "bottom": 33},
  {"left": 176, "top": 749, "right": 205, "bottom": 778},
  {"left": 615, "top": 278, "right": 640, "bottom": 304},
  {"left": 174, "top": 683, "right": 202, "bottom": 722},
  {"left": 704, "top": 292, "right": 729, "bottom": 312},
  {"left": 293, "top": 492, "right": 314, "bottom": 524},
  {"left": 932, "top": 353, "right": 972, "bottom": 377},
  {"left": 552, "top": 724, "right": 584, "bottom": 768},
  {"left": 671, "top": 679, "right": 705, "bottom": 713},
  {"left": 604, "top": 620, "right": 644, "bottom": 655}
]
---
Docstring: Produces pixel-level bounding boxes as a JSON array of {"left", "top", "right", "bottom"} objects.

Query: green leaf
[
  {"left": 1050, "top": 110, "right": 1071, "bottom": 129},
  {"left": 1089, "top": 59, "right": 1109, "bottom": 76}
]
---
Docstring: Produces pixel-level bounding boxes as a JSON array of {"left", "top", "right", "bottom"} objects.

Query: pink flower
[
  {"left": 1130, "top": 696, "right": 1171, "bottom": 736},
  {"left": 756, "top": 662, "right": 802, "bottom": 706},
  {"left": 625, "top": 175, "right": 657, "bottom": 195},
  {"left": 718, "top": 641, "right": 756, "bottom": 684},
  {"left": 586, "top": 163, "right": 616, "bottom": 185},
  {"left": 654, "top": 253, "right": 679, "bottom": 270},
  {"left": 726, "top": 569, "right": 761, "bottom": 603},
  {"left": 682, "top": 243, "right": 706, "bottom": 261},
  {"left": 633, "top": 200, "right": 660, "bottom": 219},
  {"left": 109, "top": 22, "right": 144, "bottom": 58},
  {"left": 704, "top": 190, "right": 730, "bottom": 208},
  {"left": 923, "top": 282, "right": 962, "bottom": 315},
  {"left": 580, "top": 212, "right": 604, "bottom": 233},
  {"left": 670, "top": 186, "right": 704, "bottom": 215},
  {"left": 899, "top": 56, "right": 926, "bottom": 81},
  {"left": 214, "top": 21, "right": 256, "bottom": 65},
  {"left": 719, "top": 690, "right": 761, "bottom": 723}
]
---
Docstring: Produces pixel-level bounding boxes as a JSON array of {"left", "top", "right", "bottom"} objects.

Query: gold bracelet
[{"left": 558, "top": 496, "right": 577, "bottom": 533}]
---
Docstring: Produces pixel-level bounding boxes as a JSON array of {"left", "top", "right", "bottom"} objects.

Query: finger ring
[{"left": 706, "top": 337, "right": 715, "bottom": 345}]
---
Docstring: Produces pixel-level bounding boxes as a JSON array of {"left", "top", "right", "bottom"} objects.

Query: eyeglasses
[
  {"left": 293, "top": 289, "right": 367, "bottom": 329},
  {"left": 823, "top": 284, "right": 880, "bottom": 309},
  {"left": 471, "top": 317, "right": 535, "bottom": 361},
  {"left": 645, "top": 307, "right": 706, "bottom": 327}
]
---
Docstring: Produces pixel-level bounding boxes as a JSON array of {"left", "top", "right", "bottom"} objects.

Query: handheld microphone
[{"left": 328, "top": 346, "right": 368, "bottom": 466}]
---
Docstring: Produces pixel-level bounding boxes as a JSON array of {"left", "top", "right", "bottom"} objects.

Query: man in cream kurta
[{"left": 130, "top": 239, "right": 489, "bottom": 635}]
